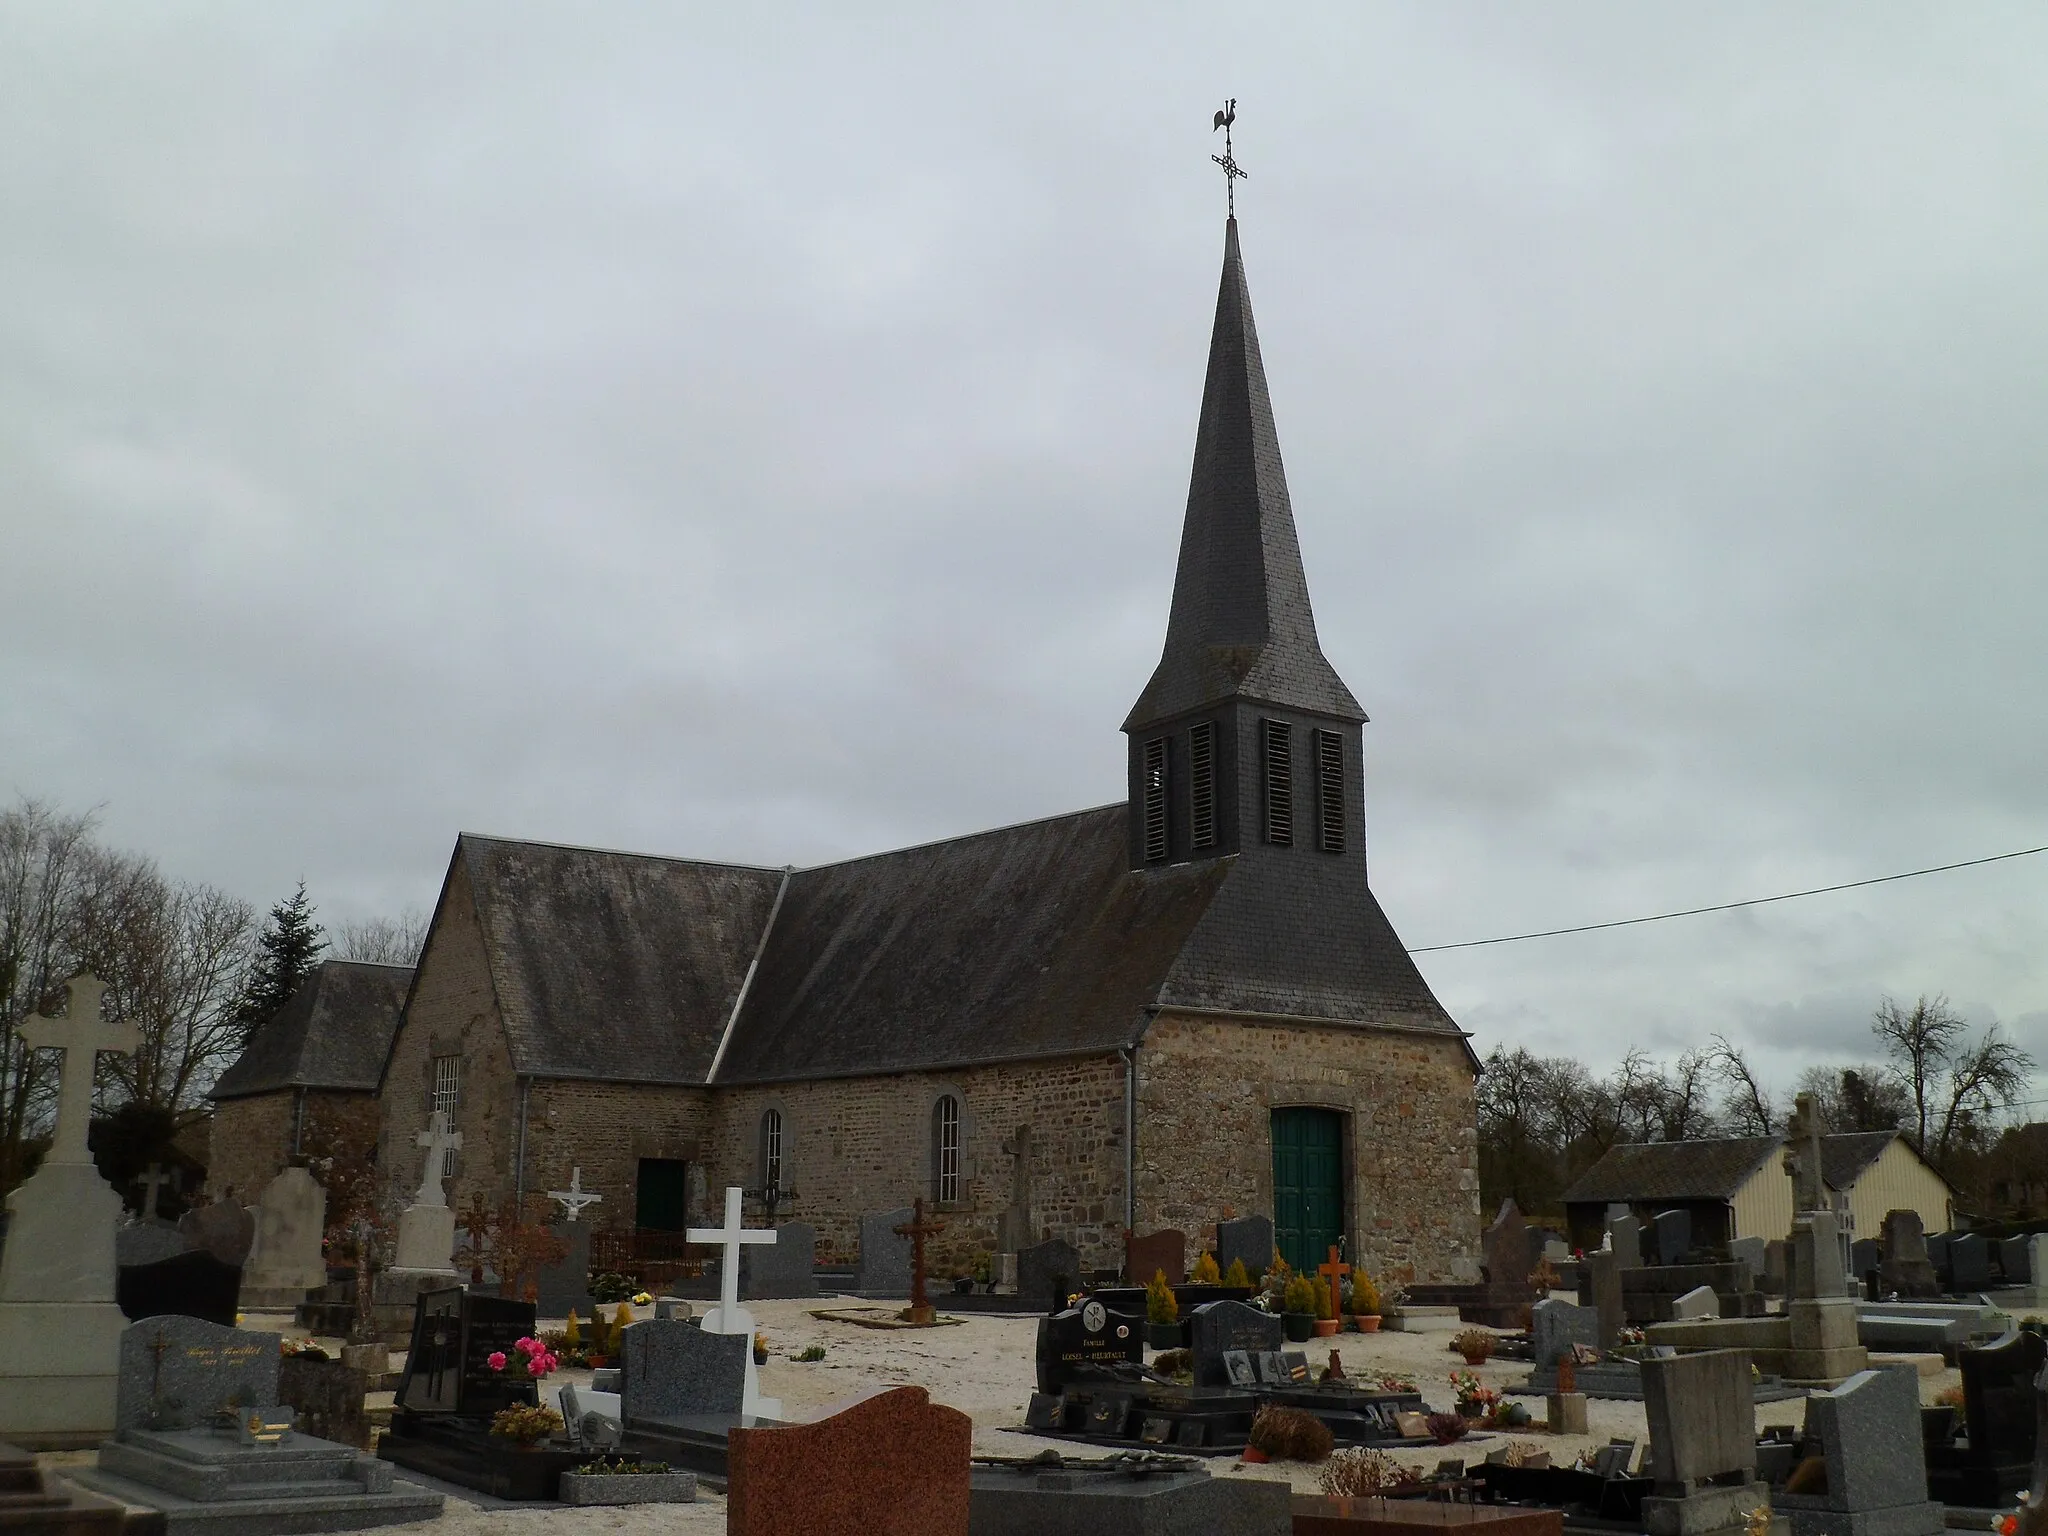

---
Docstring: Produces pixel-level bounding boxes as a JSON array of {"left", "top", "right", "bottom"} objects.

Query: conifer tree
[{"left": 233, "top": 882, "right": 326, "bottom": 1044}]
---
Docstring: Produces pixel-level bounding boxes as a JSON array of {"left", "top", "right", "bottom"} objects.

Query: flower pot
[
  {"left": 1242, "top": 1446, "right": 1270, "bottom": 1464},
  {"left": 1282, "top": 1312, "right": 1316, "bottom": 1343},
  {"left": 1457, "top": 1400, "right": 1484, "bottom": 1420},
  {"left": 1354, "top": 1314, "right": 1382, "bottom": 1333},
  {"left": 753, "top": 1347, "right": 769, "bottom": 1365},
  {"left": 1146, "top": 1322, "right": 1181, "bottom": 1350},
  {"left": 559, "top": 1470, "right": 698, "bottom": 1507},
  {"left": 1312, "top": 1317, "right": 1341, "bottom": 1338},
  {"left": 1459, "top": 1352, "right": 1491, "bottom": 1367},
  {"left": 953, "top": 1278, "right": 972, "bottom": 1294}
]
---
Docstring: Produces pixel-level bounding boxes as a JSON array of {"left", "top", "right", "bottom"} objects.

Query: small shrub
[
  {"left": 1313, "top": 1275, "right": 1337, "bottom": 1321},
  {"left": 1223, "top": 1257, "right": 1251, "bottom": 1289},
  {"left": 1191, "top": 1251, "right": 1221, "bottom": 1285},
  {"left": 1319, "top": 1448, "right": 1423, "bottom": 1497},
  {"left": 1352, "top": 1272, "right": 1381, "bottom": 1315},
  {"left": 795, "top": 1345, "right": 826, "bottom": 1363},
  {"left": 1500, "top": 1439, "right": 1546, "bottom": 1466},
  {"left": 489, "top": 1404, "right": 564, "bottom": 1444},
  {"left": 1146, "top": 1269, "right": 1180, "bottom": 1325},
  {"left": 590, "top": 1271, "right": 637, "bottom": 1304},
  {"left": 1424, "top": 1411, "right": 1469, "bottom": 1445},
  {"left": 573, "top": 1457, "right": 672, "bottom": 1476},
  {"left": 1451, "top": 1328, "right": 1495, "bottom": 1364},
  {"left": 1248, "top": 1403, "right": 1334, "bottom": 1463},
  {"left": 1152, "top": 1348, "right": 1193, "bottom": 1378},
  {"left": 563, "top": 1311, "right": 583, "bottom": 1347},
  {"left": 1283, "top": 1274, "right": 1317, "bottom": 1316}
]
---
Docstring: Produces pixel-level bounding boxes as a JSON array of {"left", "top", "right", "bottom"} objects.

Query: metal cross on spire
[{"left": 1211, "top": 98, "right": 1246, "bottom": 218}]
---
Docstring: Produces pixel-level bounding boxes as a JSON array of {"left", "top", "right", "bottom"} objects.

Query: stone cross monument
[
  {"left": 688, "top": 1185, "right": 781, "bottom": 1418},
  {"left": 390, "top": 1111, "right": 462, "bottom": 1275},
  {"left": 548, "top": 1167, "right": 603, "bottom": 1222},
  {"left": 1784, "top": 1091, "right": 1827, "bottom": 1215},
  {"left": 0, "top": 973, "right": 140, "bottom": 1445}
]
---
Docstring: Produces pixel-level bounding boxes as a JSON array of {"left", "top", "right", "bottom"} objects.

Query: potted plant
[
  {"left": 1246, "top": 1403, "right": 1334, "bottom": 1464},
  {"left": 488, "top": 1403, "right": 564, "bottom": 1448},
  {"left": 1449, "top": 1369, "right": 1498, "bottom": 1421},
  {"left": 753, "top": 1332, "right": 769, "bottom": 1366},
  {"left": 1351, "top": 1272, "right": 1382, "bottom": 1332},
  {"left": 1452, "top": 1327, "right": 1495, "bottom": 1367},
  {"left": 1190, "top": 1251, "right": 1221, "bottom": 1285},
  {"left": 1222, "top": 1257, "right": 1251, "bottom": 1290},
  {"left": 972, "top": 1250, "right": 994, "bottom": 1293},
  {"left": 1144, "top": 1269, "right": 1181, "bottom": 1349},
  {"left": 1312, "top": 1275, "right": 1341, "bottom": 1338},
  {"left": 1282, "top": 1273, "right": 1318, "bottom": 1342},
  {"left": 559, "top": 1457, "right": 696, "bottom": 1507}
]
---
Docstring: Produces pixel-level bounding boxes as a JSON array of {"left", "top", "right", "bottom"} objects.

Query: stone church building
[{"left": 227, "top": 218, "right": 1481, "bottom": 1285}]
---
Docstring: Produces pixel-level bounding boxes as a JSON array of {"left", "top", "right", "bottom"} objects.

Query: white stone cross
[
  {"left": 548, "top": 1167, "right": 603, "bottom": 1223},
  {"left": 18, "top": 974, "right": 139, "bottom": 1166},
  {"left": 688, "top": 1185, "right": 777, "bottom": 1336},
  {"left": 135, "top": 1162, "right": 171, "bottom": 1219},
  {"left": 412, "top": 1110, "right": 462, "bottom": 1207}
]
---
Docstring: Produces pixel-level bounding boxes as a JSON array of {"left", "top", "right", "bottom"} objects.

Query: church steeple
[
  {"left": 1124, "top": 218, "right": 1364, "bottom": 734},
  {"left": 1123, "top": 217, "right": 1368, "bottom": 872}
]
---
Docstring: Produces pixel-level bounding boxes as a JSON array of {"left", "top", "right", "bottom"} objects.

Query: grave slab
[
  {"left": 727, "top": 1385, "right": 970, "bottom": 1536},
  {"left": 970, "top": 1454, "right": 1290, "bottom": 1534}
]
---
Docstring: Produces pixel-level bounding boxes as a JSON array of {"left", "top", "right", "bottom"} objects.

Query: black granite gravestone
[
  {"left": 1214, "top": 1216, "right": 1274, "bottom": 1281},
  {"left": 1034, "top": 1301, "right": 1143, "bottom": 1393},
  {"left": 1949, "top": 1234, "right": 1994, "bottom": 1292},
  {"left": 116, "top": 1248, "right": 243, "bottom": 1327},
  {"left": 1927, "top": 1328, "right": 2047, "bottom": 1507},
  {"left": 1018, "top": 1238, "right": 1084, "bottom": 1313},
  {"left": 1188, "top": 1299, "right": 1284, "bottom": 1388},
  {"left": 1652, "top": 1209, "right": 1691, "bottom": 1266}
]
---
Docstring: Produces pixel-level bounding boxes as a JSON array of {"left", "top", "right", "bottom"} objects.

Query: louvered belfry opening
[
  {"left": 1314, "top": 728, "right": 1344, "bottom": 854},
  {"left": 1142, "top": 737, "right": 1170, "bottom": 863},
  {"left": 1189, "top": 721, "right": 1216, "bottom": 850},
  {"left": 1262, "top": 719, "right": 1293, "bottom": 846}
]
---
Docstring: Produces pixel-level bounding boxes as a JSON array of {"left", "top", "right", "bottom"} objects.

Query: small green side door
[
  {"left": 1271, "top": 1107, "right": 1345, "bottom": 1274},
  {"left": 635, "top": 1158, "right": 690, "bottom": 1231}
]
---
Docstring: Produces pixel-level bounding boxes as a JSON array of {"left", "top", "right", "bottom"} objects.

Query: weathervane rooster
[{"left": 1211, "top": 98, "right": 1246, "bottom": 217}]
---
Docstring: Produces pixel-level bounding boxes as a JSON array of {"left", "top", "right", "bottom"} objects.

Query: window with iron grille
[
  {"left": 933, "top": 1095, "right": 961, "bottom": 1204},
  {"left": 1142, "top": 737, "right": 1169, "bottom": 863},
  {"left": 1262, "top": 719, "right": 1293, "bottom": 845},
  {"left": 1189, "top": 722, "right": 1216, "bottom": 850},
  {"left": 761, "top": 1108, "right": 783, "bottom": 1194},
  {"left": 1315, "top": 729, "right": 1345, "bottom": 853},
  {"left": 432, "top": 1055, "right": 461, "bottom": 1176}
]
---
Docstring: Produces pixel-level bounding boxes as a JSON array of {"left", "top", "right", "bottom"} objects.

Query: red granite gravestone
[
  {"left": 727, "top": 1386, "right": 971, "bottom": 1536},
  {"left": 1124, "top": 1228, "right": 1187, "bottom": 1286}
]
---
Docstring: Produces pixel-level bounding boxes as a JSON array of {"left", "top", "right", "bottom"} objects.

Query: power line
[{"left": 1408, "top": 842, "right": 2048, "bottom": 955}]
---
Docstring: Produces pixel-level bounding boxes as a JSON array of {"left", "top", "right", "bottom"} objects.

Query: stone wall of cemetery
[
  {"left": 376, "top": 860, "right": 521, "bottom": 1215},
  {"left": 706, "top": 1054, "right": 1131, "bottom": 1276},
  {"left": 1134, "top": 1014, "right": 1481, "bottom": 1286}
]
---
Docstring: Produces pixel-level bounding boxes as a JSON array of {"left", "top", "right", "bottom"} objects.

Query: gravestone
[
  {"left": 1483, "top": 1200, "right": 1534, "bottom": 1286},
  {"left": 116, "top": 1248, "right": 243, "bottom": 1326},
  {"left": 1034, "top": 1300, "right": 1144, "bottom": 1393},
  {"left": 1587, "top": 1248, "right": 1625, "bottom": 1350},
  {"left": 1665, "top": 1284, "right": 1715, "bottom": 1321},
  {"left": 180, "top": 1197, "right": 257, "bottom": 1268},
  {"left": 1641, "top": 1350, "right": 1766, "bottom": 1536},
  {"left": 2000, "top": 1236, "right": 2032, "bottom": 1287},
  {"left": 620, "top": 1317, "right": 748, "bottom": 1423},
  {"left": 239, "top": 1166, "right": 328, "bottom": 1308},
  {"left": 740, "top": 1219, "right": 817, "bottom": 1299},
  {"left": 1850, "top": 1240, "right": 1882, "bottom": 1292},
  {"left": 1529, "top": 1297, "right": 1600, "bottom": 1367},
  {"left": 2031, "top": 1236, "right": 2048, "bottom": 1304},
  {"left": 686, "top": 1185, "right": 781, "bottom": 1418},
  {"left": 389, "top": 1112, "right": 461, "bottom": 1277},
  {"left": 116, "top": 1221, "right": 190, "bottom": 1270},
  {"left": 392, "top": 1287, "right": 537, "bottom": 1419},
  {"left": 855, "top": 1207, "right": 914, "bottom": 1296},
  {"left": 115, "top": 1315, "right": 281, "bottom": 1431},
  {"left": 1777, "top": 1365, "right": 1942, "bottom": 1536},
  {"left": 1950, "top": 1234, "right": 1994, "bottom": 1293},
  {"left": 0, "top": 973, "right": 138, "bottom": 1447},
  {"left": 1793, "top": 1212, "right": 1847, "bottom": 1299},
  {"left": 1017, "top": 1237, "right": 1083, "bottom": 1313},
  {"left": 1765, "top": 1240, "right": 1789, "bottom": 1294},
  {"left": 1926, "top": 1233, "right": 1953, "bottom": 1287},
  {"left": 1125, "top": 1228, "right": 1187, "bottom": 1286},
  {"left": 1652, "top": 1209, "right": 1692, "bottom": 1267},
  {"left": 1188, "top": 1298, "right": 1283, "bottom": 1388},
  {"left": 532, "top": 1220, "right": 593, "bottom": 1318},
  {"left": 1609, "top": 1213, "right": 1644, "bottom": 1269},
  {"left": 726, "top": 1387, "right": 970, "bottom": 1536},
  {"left": 279, "top": 1353, "right": 372, "bottom": 1449},
  {"left": 1962, "top": 1329, "right": 2047, "bottom": 1470},
  {"left": 1214, "top": 1215, "right": 1274, "bottom": 1280},
  {"left": 1729, "top": 1237, "right": 1766, "bottom": 1284}
]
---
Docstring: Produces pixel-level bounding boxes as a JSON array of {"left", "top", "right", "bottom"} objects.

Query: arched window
[
  {"left": 932, "top": 1094, "right": 961, "bottom": 1204},
  {"left": 760, "top": 1108, "right": 784, "bottom": 1196}
]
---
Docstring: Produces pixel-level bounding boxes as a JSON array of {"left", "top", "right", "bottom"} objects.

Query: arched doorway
[{"left": 1271, "top": 1106, "right": 1345, "bottom": 1274}]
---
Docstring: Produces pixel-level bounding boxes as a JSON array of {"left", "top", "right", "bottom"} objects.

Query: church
[{"left": 218, "top": 216, "right": 1481, "bottom": 1287}]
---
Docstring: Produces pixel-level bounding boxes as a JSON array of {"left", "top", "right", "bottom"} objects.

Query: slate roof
[
  {"left": 211, "top": 960, "right": 413, "bottom": 1099},
  {"left": 1560, "top": 1137, "right": 1782, "bottom": 1205},
  {"left": 1820, "top": 1130, "right": 1908, "bottom": 1191},
  {"left": 456, "top": 835, "right": 785, "bottom": 1084},
  {"left": 1124, "top": 218, "right": 1365, "bottom": 732}
]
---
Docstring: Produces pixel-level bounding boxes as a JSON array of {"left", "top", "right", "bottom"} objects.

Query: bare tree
[
  {"left": 1658, "top": 1047, "right": 1723, "bottom": 1140},
  {"left": 1928, "top": 1024, "right": 2033, "bottom": 1168},
  {"left": 1872, "top": 995, "right": 1967, "bottom": 1152},
  {"left": 1708, "top": 1035, "right": 1776, "bottom": 1136},
  {"left": 333, "top": 908, "right": 429, "bottom": 967}
]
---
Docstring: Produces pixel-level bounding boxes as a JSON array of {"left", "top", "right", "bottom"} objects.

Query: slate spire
[{"left": 1124, "top": 218, "right": 1364, "bottom": 732}]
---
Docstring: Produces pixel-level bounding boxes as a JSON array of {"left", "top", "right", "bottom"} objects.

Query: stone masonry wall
[
  {"left": 521, "top": 1079, "right": 713, "bottom": 1229},
  {"left": 207, "top": 1091, "right": 295, "bottom": 1204},
  {"left": 1135, "top": 1014, "right": 1480, "bottom": 1286},
  {"left": 705, "top": 1055, "right": 1130, "bottom": 1276},
  {"left": 377, "top": 860, "right": 522, "bottom": 1217}
]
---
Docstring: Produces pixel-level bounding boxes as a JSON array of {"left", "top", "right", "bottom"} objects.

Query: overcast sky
[{"left": 4, "top": 5, "right": 2044, "bottom": 1103}]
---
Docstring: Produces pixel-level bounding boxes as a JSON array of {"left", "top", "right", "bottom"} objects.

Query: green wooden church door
[{"left": 1271, "top": 1107, "right": 1345, "bottom": 1274}]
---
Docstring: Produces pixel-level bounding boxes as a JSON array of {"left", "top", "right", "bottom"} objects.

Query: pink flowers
[{"left": 487, "top": 1336, "right": 560, "bottom": 1380}]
